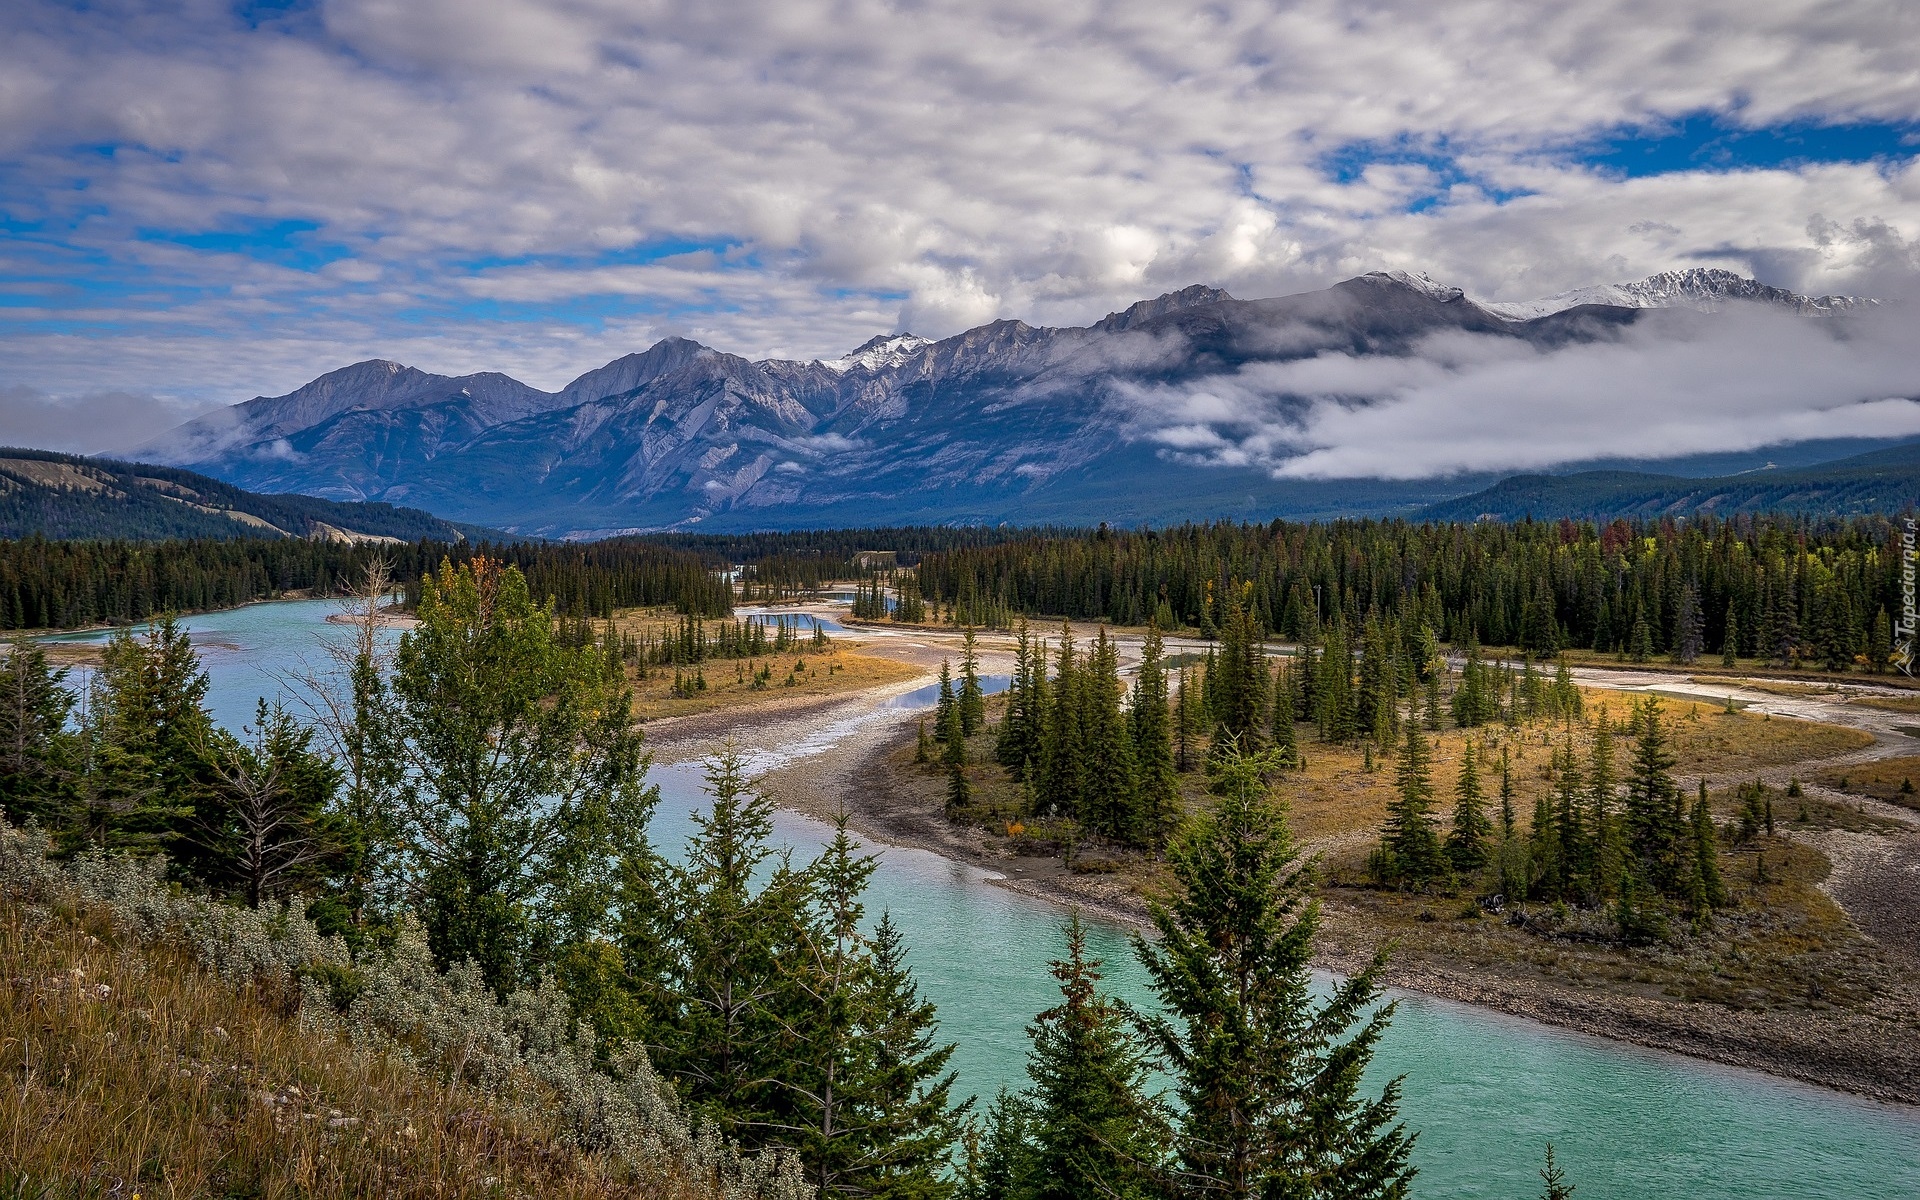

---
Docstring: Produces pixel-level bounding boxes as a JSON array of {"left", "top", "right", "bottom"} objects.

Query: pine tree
[
  {"left": 1446, "top": 740, "right": 1492, "bottom": 875},
  {"left": 1022, "top": 914, "right": 1168, "bottom": 1200},
  {"left": 1624, "top": 699, "right": 1685, "bottom": 895},
  {"left": 858, "top": 913, "right": 968, "bottom": 1199},
  {"left": 946, "top": 760, "right": 972, "bottom": 816},
  {"left": 1082, "top": 629, "right": 1138, "bottom": 842},
  {"left": 1135, "top": 744, "right": 1416, "bottom": 1200},
  {"left": 1689, "top": 781, "right": 1726, "bottom": 915},
  {"left": 1539, "top": 1144, "right": 1575, "bottom": 1200},
  {"left": 1379, "top": 717, "right": 1445, "bottom": 889},
  {"left": 1870, "top": 607, "right": 1893, "bottom": 674},
  {"left": 1671, "top": 584, "right": 1704, "bottom": 665},
  {"left": 1036, "top": 624, "right": 1084, "bottom": 819},
  {"left": 1628, "top": 614, "right": 1653, "bottom": 663},
  {"left": 628, "top": 746, "right": 810, "bottom": 1141},
  {"left": 1550, "top": 737, "right": 1588, "bottom": 901},
  {"left": 1270, "top": 660, "right": 1300, "bottom": 767},
  {"left": 959, "top": 628, "right": 986, "bottom": 738},
  {"left": 1722, "top": 603, "right": 1741, "bottom": 668},
  {"left": 941, "top": 683, "right": 968, "bottom": 769},
  {"left": 1174, "top": 665, "right": 1199, "bottom": 774},
  {"left": 1130, "top": 625, "right": 1180, "bottom": 846},
  {"left": 1586, "top": 715, "right": 1622, "bottom": 898},
  {"left": 200, "top": 698, "right": 342, "bottom": 907},
  {"left": 997, "top": 623, "right": 1038, "bottom": 772},
  {"left": 0, "top": 638, "right": 74, "bottom": 829},
  {"left": 934, "top": 660, "right": 956, "bottom": 742},
  {"left": 1210, "top": 583, "right": 1270, "bottom": 754}
]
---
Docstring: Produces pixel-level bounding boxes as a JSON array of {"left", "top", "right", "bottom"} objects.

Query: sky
[{"left": 3, "top": 0, "right": 1919, "bottom": 460}]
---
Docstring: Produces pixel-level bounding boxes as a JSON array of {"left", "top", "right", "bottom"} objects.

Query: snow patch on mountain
[
  {"left": 1482, "top": 268, "right": 1869, "bottom": 320},
  {"left": 817, "top": 333, "right": 933, "bottom": 373},
  {"left": 1367, "top": 270, "right": 1466, "bottom": 303}
]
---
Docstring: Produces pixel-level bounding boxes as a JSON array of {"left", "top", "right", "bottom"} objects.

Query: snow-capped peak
[
  {"left": 1367, "top": 270, "right": 1466, "bottom": 303},
  {"left": 817, "top": 333, "right": 933, "bottom": 373},
  {"left": 1481, "top": 268, "right": 1869, "bottom": 321}
]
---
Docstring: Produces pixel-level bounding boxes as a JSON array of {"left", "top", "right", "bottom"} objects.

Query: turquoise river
[{"left": 41, "top": 600, "right": 1920, "bottom": 1199}]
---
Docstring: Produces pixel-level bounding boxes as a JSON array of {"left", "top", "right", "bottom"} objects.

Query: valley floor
[{"left": 645, "top": 606, "right": 1920, "bottom": 1106}]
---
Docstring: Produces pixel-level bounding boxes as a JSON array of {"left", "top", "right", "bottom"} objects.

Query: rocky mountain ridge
[{"left": 140, "top": 270, "right": 1882, "bottom": 535}]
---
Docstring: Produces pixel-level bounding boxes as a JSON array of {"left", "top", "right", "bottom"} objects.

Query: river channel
[{"left": 41, "top": 599, "right": 1920, "bottom": 1198}]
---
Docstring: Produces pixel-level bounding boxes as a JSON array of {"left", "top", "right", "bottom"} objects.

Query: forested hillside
[
  {"left": 1419, "top": 442, "right": 1920, "bottom": 523},
  {"left": 0, "top": 448, "right": 501, "bottom": 542}
]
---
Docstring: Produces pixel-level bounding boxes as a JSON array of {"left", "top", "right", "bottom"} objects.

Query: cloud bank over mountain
[
  {"left": 1119, "top": 301, "right": 1920, "bottom": 479},
  {"left": 3, "top": 1, "right": 1920, "bottom": 408}
]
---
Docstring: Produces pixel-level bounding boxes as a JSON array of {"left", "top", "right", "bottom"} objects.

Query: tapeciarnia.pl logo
[{"left": 1895, "top": 517, "right": 1917, "bottom": 677}]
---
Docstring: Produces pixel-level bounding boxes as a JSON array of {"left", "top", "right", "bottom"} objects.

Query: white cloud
[
  {"left": 0, "top": 386, "right": 224, "bottom": 456},
  {"left": 1, "top": 0, "right": 1919, "bottom": 409},
  {"left": 1117, "top": 303, "right": 1920, "bottom": 480}
]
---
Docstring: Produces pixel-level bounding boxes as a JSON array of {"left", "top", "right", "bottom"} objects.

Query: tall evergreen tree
[
  {"left": 858, "top": 913, "right": 969, "bottom": 1199},
  {"left": 624, "top": 747, "right": 810, "bottom": 1140},
  {"left": 1270, "top": 660, "right": 1300, "bottom": 767},
  {"left": 0, "top": 638, "right": 73, "bottom": 828},
  {"left": 1624, "top": 699, "right": 1685, "bottom": 895},
  {"left": 1446, "top": 740, "right": 1492, "bottom": 875},
  {"left": 935, "top": 660, "right": 956, "bottom": 742},
  {"left": 959, "top": 629, "right": 987, "bottom": 739},
  {"left": 1378, "top": 718, "right": 1445, "bottom": 889},
  {"left": 1130, "top": 625, "right": 1180, "bottom": 846},
  {"left": 1083, "top": 628, "right": 1138, "bottom": 842},
  {"left": 1136, "top": 745, "right": 1416, "bottom": 1200},
  {"left": 1689, "top": 781, "right": 1727, "bottom": 916},
  {"left": 1022, "top": 914, "right": 1169, "bottom": 1200}
]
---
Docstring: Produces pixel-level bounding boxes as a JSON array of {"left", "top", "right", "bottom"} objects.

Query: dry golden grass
[
  {"left": 1847, "top": 694, "right": 1920, "bottom": 714},
  {"left": 628, "top": 647, "right": 918, "bottom": 721},
  {"left": 1815, "top": 756, "right": 1920, "bottom": 812},
  {"left": 0, "top": 901, "right": 698, "bottom": 1200}
]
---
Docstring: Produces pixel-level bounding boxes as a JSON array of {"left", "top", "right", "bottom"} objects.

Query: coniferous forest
[
  {"left": 0, "top": 535, "right": 731, "bottom": 630},
  {"left": 909, "top": 515, "right": 1902, "bottom": 671}
]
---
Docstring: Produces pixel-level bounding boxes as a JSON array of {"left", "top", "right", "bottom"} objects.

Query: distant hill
[
  {"left": 0, "top": 448, "right": 503, "bottom": 542},
  {"left": 1417, "top": 442, "right": 1920, "bottom": 523}
]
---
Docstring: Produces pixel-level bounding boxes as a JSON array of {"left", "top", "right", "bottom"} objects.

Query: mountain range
[
  {"left": 0, "top": 448, "right": 499, "bottom": 543},
  {"left": 139, "top": 268, "right": 1902, "bottom": 536}
]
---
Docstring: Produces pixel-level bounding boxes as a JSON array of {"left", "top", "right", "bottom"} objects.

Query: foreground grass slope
[{"left": 0, "top": 897, "right": 669, "bottom": 1198}]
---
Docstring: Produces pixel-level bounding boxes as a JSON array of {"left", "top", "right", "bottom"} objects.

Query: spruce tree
[
  {"left": 628, "top": 746, "right": 810, "bottom": 1140},
  {"left": 960, "top": 628, "right": 987, "bottom": 739},
  {"left": 1130, "top": 625, "right": 1180, "bottom": 846},
  {"left": 0, "top": 638, "right": 73, "bottom": 829},
  {"left": 942, "top": 685, "right": 968, "bottom": 769},
  {"left": 998, "top": 623, "right": 1037, "bottom": 772},
  {"left": 1586, "top": 715, "right": 1622, "bottom": 898},
  {"left": 1624, "top": 699, "right": 1685, "bottom": 895},
  {"left": 1036, "top": 624, "right": 1085, "bottom": 818},
  {"left": 1135, "top": 745, "right": 1416, "bottom": 1200},
  {"left": 858, "top": 912, "right": 968, "bottom": 1198},
  {"left": 1023, "top": 914, "right": 1169, "bottom": 1200},
  {"left": 1270, "top": 660, "right": 1300, "bottom": 767},
  {"left": 1379, "top": 717, "right": 1445, "bottom": 889},
  {"left": 1210, "top": 583, "right": 1270, "bottom": 752},
  {"left": 1446, "top": 739, "right": 1492, "bottom": 875},
  {"left": 935, "top": 660, "right": 956, "bottom": 742},
  {"left": 1174, "top": 664, "right": 1198, "bottom": 774},
  {"left": 1083, "top": 629, "right": 1138, "bottom": 842},
  {"left": 1689, "top": 781, "right": 1726, "bottom": 915},
  {"left": 1723, "top": 604, "right": 1741, "bottom": 668}
]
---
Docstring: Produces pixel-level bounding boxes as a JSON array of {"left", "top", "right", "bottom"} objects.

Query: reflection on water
[{"left": 50, "top": 599, "right": 1920, "bottom": 1199}]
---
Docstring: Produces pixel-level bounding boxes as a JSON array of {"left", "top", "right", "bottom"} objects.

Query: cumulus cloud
[
  {"left": 0, "top": 386, "right": 224, "bottom": 456},
  {"left": 1118, "top": 303, "right": 1920, "bottom": 479},
  {"left": 2, "top": 0, "right": 1920, "bottom": 409}
]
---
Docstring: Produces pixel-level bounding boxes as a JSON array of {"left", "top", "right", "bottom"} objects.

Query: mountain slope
[
  {"left": 0, "top": 449, "right": 499, "bottom": 542},
  {"left": 143, "top": 270, "right": 1890, "bottom": 534},
  {"left": 1418, "top": 442, "right": 1920, "bottom": 522}
]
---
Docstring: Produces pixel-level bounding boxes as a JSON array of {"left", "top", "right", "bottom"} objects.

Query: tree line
[
  {"left": 0, "top": 534, "right": 730, "bottom": 630},
  {"left": 910, "top": 515, "right": 1905, "bottom": 670},
  {"left": 0, "top": 555, "right": 1477, "bottom": 1200}
]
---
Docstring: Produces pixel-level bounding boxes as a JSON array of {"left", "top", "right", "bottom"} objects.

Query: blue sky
[{"left": 2, "top": 0, "right": 1919, "bottom": 452}]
